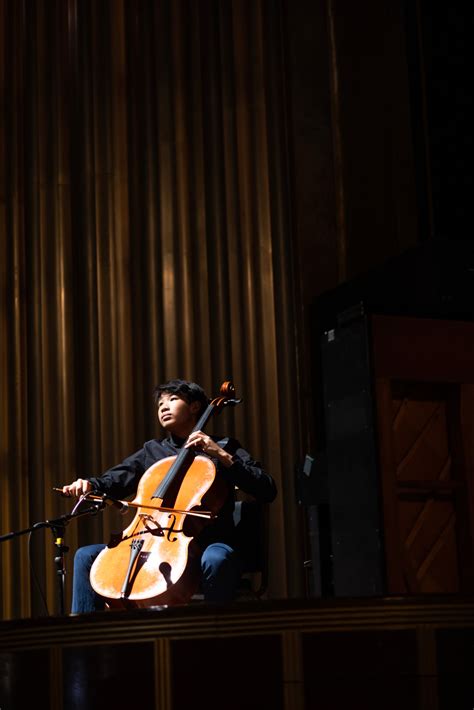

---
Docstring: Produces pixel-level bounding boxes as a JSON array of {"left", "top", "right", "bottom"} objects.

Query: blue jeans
[{"left": 71, "top": 542, "right": 242, "bottom": 613}]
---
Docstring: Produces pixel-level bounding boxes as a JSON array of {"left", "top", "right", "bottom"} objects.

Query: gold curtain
[{"left": 0, "top": 0, "right": 304, "bottom": 619}]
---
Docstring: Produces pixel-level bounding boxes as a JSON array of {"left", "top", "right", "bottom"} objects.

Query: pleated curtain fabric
[{"left": 0, "top": 0, "right": 304, "bottom": 619}]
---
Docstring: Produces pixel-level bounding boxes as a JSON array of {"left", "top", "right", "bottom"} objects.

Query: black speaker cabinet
[{"left": 320, "top": 315, "right": 385, "bottom": 597}]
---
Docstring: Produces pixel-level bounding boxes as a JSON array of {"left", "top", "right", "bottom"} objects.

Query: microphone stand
[{"left": 0, "top": 497, "right": 106, "bottom": 616}]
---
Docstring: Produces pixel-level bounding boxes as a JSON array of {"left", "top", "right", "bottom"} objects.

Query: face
[{"left": 157, "top": 392, "right": 200, "bottom": 437}]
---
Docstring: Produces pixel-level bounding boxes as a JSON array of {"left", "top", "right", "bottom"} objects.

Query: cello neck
[
  {"left": 193, "top": 401, "right": 216, "bottom": 434},
  {"left": 152, "top": 402, "right": 217, "bottom": 500}
]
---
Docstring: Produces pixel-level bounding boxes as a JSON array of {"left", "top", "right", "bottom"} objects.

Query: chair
[{"left": 233, "top": 496, "right": 269, "bottom": 600}]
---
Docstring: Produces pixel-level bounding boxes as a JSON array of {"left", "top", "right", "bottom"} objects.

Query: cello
[{"left": 88, "top": 381, "right": 241, "bottom": 608}]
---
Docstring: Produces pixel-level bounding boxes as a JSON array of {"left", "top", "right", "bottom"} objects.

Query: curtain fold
[{"left": 0, "top": 0, "right": 303, "bottom": 619}]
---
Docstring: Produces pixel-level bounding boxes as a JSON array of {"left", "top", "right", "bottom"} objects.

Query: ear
[{"left": 190, "top": 401, "right": 201, "bottom": 416}]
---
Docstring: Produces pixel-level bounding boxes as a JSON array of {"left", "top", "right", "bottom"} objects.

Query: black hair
[{"left": 152, "top": 379, "right": 209, "bottom": 417}]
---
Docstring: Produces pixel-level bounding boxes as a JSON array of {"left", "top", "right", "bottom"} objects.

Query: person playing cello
[{"left": 62, "top": 379, "right": 277, "bottom": 613}]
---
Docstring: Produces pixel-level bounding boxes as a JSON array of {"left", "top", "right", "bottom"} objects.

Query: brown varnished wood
[{"left": 90, "top": 455, "right": 227, "bottom": 606}]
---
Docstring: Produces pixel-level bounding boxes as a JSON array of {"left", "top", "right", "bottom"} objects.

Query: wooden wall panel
[{"left": 373, "top": 316, "right": 474, "bottom": 595}]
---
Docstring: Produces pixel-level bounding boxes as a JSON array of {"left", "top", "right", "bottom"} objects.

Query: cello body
[{"left": 90, "top": 454, "right": 227, "bottom": 607}]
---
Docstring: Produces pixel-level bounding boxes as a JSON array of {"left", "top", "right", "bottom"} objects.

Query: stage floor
[{"left": 1, "top": 595, "right": 474, "bottom": 709}]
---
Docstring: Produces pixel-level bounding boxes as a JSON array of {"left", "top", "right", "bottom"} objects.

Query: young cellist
[{"left": 61, "top": 379, "right": 277, "bottom": 613}]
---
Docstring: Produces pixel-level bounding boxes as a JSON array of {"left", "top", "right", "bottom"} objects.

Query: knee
[
  {"left": 74, "top": 544, "right": 105, "bottom": 573},
  {"left": 201, "top": 543, "right": 234, "bottom": 575}
]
